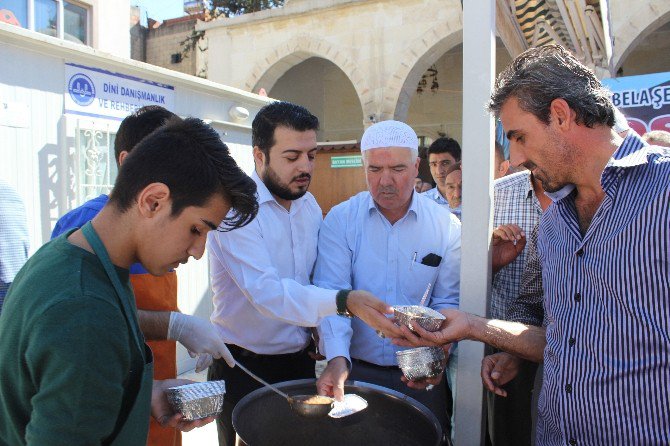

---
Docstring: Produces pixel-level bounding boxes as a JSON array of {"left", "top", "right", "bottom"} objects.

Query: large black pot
[{"left": 232, "top": 379, "right": 442, "bottom": 446}]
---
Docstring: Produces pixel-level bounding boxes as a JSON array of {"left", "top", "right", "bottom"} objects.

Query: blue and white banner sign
[
  {"left": 603, "top": 71, "right": 670, "bottom": 136},
  {"left": 64, "top": 63, "right": 175, "bottom": 120}
]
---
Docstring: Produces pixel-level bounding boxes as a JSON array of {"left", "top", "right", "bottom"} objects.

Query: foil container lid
[
  {"left": 328, "top": 394, "right": 369, "bottom": 418},
  {"left": 167, "top": 380, "right": 226, "bottom": 421}
]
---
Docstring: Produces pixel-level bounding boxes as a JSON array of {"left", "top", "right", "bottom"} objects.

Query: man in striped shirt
[
  {"left": 394, "top": 45, "right": 670, "bottom": 445},
  {"left": 0, "top": 180, "right": 29, "bottom": 315}
]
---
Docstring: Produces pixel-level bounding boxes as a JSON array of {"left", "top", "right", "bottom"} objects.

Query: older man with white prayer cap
[{"left": 313, "top": 120, "right": 461, "bottom": 438}]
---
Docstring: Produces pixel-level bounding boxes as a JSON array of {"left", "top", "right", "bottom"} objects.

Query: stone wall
[
  {"left": 145, "top": 18, "right": 199, "bottom": 77},
  {"left": 130, "top": 23, "right": 146, "bottom": 62},
  {"left": 199, "top": 0, "right": 466, "bottom": 122},
  {"left": 163, "top": 0, "right": 670, "bottom": 143}
]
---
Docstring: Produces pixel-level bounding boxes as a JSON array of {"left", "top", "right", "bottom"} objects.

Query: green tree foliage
[
  {"left": 209, "top": 0, "right": 285, "bottom": 18},
  {"left": 180, "top": 0, "right": 284, "bottom": 66}
]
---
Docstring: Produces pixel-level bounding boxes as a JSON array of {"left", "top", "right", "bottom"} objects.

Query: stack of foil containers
[
  {"left": 396, "top": 347, "right": 445, "bottom": 381},
  {"left": 166, "top": 380, "right": 226, "bottom": 420}
]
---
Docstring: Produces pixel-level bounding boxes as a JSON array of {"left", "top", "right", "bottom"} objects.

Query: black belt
[
  {"left": 351, "top": 357, "right": 399, "bottom": 370},
  {"left": 228, "top": 343, "right": 312, "bottom": 360}
]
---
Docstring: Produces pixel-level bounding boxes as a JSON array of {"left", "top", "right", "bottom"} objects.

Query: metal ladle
[{"left": 234, "top": 360, "right": 334, "bottom": 418}]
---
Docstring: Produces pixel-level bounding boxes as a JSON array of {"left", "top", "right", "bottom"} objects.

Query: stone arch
[
  {"left": 381, "top": 18, "right": 463, "bottom": 122},
  {"left": 611, "top": 1, "right": 670, "bottom": 72},
  {"left": 244, "top": 34, "right": 371, "bottom": 112}
]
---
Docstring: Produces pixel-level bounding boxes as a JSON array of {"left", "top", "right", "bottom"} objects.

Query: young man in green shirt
[{"left": 0, "top": 117, "right": 259, "bottom": 445}]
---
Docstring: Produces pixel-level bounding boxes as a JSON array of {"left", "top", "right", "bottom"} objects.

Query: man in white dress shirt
[
  {"left": 314, "top": 120, "right": 461, "bottom": 437},
  {"left": 206, "top": 102, "right": 402, "bottom": 446}
]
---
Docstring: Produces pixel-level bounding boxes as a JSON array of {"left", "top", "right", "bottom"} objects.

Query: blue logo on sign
[{"left": 68, "top": 73, "right": 95, "bottom": 106}]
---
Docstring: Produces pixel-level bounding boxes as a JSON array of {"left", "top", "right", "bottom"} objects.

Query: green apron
[{"left": 82, "top": 222, "right": 154, "bottom": 446}]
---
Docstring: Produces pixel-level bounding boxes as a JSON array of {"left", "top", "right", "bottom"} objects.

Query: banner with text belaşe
[{"left": 603, "top": 71, "right": 670, "bottom": 136}]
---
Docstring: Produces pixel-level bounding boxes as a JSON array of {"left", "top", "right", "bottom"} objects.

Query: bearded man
[{"left": 206, "top": 101, "right": 401, "bottom": 446}]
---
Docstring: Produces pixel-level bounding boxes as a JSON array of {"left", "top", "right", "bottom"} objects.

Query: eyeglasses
[{"left": 428, "top": 160, "right": 453, "bottom": 168}]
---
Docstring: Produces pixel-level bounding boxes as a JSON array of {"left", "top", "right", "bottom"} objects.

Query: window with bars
[{"left": 74, "top": 122, "right": 117, "bottom": 205}]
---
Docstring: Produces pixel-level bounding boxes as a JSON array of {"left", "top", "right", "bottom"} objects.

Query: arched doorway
[
  {"left": 399, "top": 39, "right": 512, "bottom": 185},
  {"left": 616, "top": 20, "right": 670, "bottom": 76},
  {"left": 269, "top": 57, "right": 364, "bottom": 141},
  {"left": 405, "top": 40, "right": 512, "bottom": 143}
]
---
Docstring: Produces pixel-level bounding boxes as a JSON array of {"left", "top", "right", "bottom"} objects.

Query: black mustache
[{"left": 293, "top": 174, "right": 311, "bottom": 181}]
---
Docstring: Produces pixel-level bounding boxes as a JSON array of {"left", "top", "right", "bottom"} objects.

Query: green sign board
[{"left": 331, "top": 155, "right": 362, "bottom": 169}]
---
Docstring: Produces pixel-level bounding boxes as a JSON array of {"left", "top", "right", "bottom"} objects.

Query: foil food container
[
  {"left": 396, "top": 347, "right": 445, "bottom": 381},
  {"left": 166, "top": 380, "right": 226, "bottom": 421},
  {"left": 393, "top": 305, "right": 445, "bottom": 332},
  {"left": 328, "top": 394, "right": 368, "bottom": 419}
]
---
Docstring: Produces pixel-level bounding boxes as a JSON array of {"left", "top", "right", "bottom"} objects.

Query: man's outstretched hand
[{"left": 391, "top": 309, "right": 472, "bottom": 348}]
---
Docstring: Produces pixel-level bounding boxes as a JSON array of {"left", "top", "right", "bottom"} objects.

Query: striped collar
[{"left": 605, "top": 132, "right": 649, "bottom": 169}]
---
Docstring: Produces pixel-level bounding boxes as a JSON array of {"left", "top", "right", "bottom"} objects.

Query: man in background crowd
[
  {"left": 642, "top": 129, "right": 670, "bottom": 148},
  {"left": 486, "top": 166, "right": 551, "bottom": 445},
  {"left": 494, "top": 141, "right": 511, "bottom": 179},
  {"left": 414, "top": 177, "right": 432, "bottom": 193},
  {"left": 441, "top": 168, "right": 463, "bottom": 220},
  {"left": 0, "top": 180, "right": 29, "bottom": 315},
  {"left": 423, "top": 136, "right": 461, "bottom": 205}
]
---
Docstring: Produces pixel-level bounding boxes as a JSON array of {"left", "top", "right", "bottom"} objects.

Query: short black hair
[
  {"left": 114, "top": 105, "right": 177, "bottom": 164},
  {"left": 427, "top": 137, "right": 462, "bottom": 161},
  {"left": 252, "top": 101, "right": 319, "bottom": 156},
  {"left": 109, "top": 117, "right": 258, "bottom": 231}
]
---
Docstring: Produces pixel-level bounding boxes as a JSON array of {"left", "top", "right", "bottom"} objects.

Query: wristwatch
[{"left": 336, "top": 289, "right": 353, "bottom": 317}]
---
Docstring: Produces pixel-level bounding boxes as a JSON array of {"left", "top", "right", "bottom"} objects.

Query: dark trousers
[
  {"left": 485, "top": 347, "right": 539, "bottom": 446},
  {"left": 208, "top": 345, "right": 315, "bottom": 446}
]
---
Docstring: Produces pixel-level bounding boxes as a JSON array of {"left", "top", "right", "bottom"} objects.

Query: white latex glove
[
  {"left": 189, "top": 351, "right": 213, "bottom": 373},
  {"left": 167, "top": 312, "right": 235, "bottom": 368}
]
